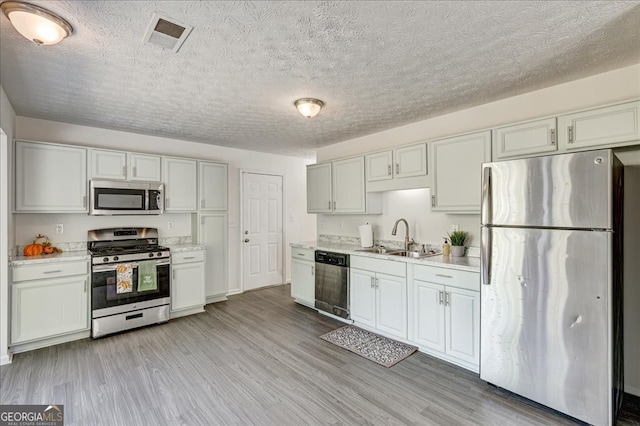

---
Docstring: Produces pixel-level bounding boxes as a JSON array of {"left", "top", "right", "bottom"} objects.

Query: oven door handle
[{"left": 93, "top": 260, "right": 171, "bottom": 272}]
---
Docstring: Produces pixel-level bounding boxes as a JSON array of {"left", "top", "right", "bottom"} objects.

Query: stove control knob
[
  {"left": 149, "top": 253, "right": 154, "bottom": 258},
  {"left": 113, "top": 256, "right": 119, "bottom": 261},
  {"left": 103, "top": 257, "right": 109, "bottom": 263},
  {"left": 157, "top": 252, "right": 163, "bottom": 257}
]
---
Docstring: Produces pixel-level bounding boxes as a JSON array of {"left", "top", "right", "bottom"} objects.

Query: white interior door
[{"left": 242, "top": 172, "right": 283, "bottom": 291}]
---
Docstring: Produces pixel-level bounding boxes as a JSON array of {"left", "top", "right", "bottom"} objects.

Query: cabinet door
[
  {"left": 90, "top": 149, "right": 127, "bottom": 180},
  {"left": 199, "top": 213, "right": 227, "bottom": 301},
  {"left": 375, "top": 273, "right": 407, "bottom": 339},
  {"left": 394, "top": 143, "right": 427, "bottom": 178},
  {"left": 350, "top": 268, "right": 376, "bottom": 328},
  {"left": 291, "top": 258, "right": 315, "bottom": 306},
  {"left": 11, "top": 276, "right": 89, "bottom": 344},
  {"left": 431, "top": 131, "right": 491, "bottom": 213},
  {"left": 332, "top": 156, "right": 366, "bottom": 213},
  {"left": 366, "top": 151, "right": 393, "bottom": 182},
  {"left": 306, "top": 163, "right": 332, "bottom": 213},
  {"left": 558, "top": 101, "right": 640, "bottom": 150},
  {"left": 171, "top": 262, "right": 205, "bottom": 312},
  {"left": 412, "top": 280, "right": 446, "bottom": 353},
  {"left": 129, "top": 154, "right": 161, "bottom": 181},
  {"left": 493, "top": 118, "right": 557, "bottom": 160},
  {"left": 445, "top": 287, "right": 480, "bottom": 365},
  {"left": 163, "top": 157, "right": 197, "bottom": 211},
  {"left": 199, "top": 162, "right": 228, "bottom": 210},
  {"left": 16, "top": 141, "right": 88, "bottom": 212}
]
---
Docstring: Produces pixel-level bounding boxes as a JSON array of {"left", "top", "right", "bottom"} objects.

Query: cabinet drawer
[
  {"left": 413, "top": 264, "right": 479, "bottom": 291},
  {"left": 291, "top": 247, "right": 314, "bottom": 261},
  {"left": 12, "top": 261, "right": 88, "bottom": 282},
  {"left": 172, "top": 250, "right": 205, "bottom": 264},
  {"left": 351, "top": 255, "right": 406, "bottom": 277}
]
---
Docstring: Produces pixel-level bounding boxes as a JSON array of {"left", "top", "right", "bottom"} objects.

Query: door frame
[{"left": 239, "top": 169, "right": 286, "bottom": 292}]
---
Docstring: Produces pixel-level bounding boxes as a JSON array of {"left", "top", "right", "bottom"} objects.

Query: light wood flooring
[{"left": 1, "top": 284, "right": 639, "bottom": 425}]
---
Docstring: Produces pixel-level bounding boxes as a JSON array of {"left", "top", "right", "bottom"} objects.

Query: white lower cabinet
[
  {"left": 290, "top": 247, "right": 315, "bottom": 308},
  {"left": 11, "top": 260, "right": 90, "bottom": 350},
  {"left": 170, "top": 250, "right": 205, "bottom": 318},
  {"left": 350, "top": 256, "right": 407, "bottom": 340},
  {"left": 409, "top": 264, "right": 480, "bottom": 371},
  {"left": 199, "top": 213, "right": 228, "bottom": 303}
]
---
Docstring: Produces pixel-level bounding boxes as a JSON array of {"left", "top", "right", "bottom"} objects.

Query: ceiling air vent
[{"left": 143, "top": 13, "right": 193, "bottom": 53}]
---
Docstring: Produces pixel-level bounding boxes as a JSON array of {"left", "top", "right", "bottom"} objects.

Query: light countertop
[
  {"left": 10, "top": 251, "right": 91, "bottom": 266},
  {"left": 291, "top": 241, "right": 480, "bottom": 273},
  {"left": 165, "top": 244, "right": 206, "bottom": 252}
]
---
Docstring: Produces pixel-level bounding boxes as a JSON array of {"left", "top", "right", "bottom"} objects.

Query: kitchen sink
[
  {"left": 355, "top": 246, "right": 391, "bottom": 254},
  {"left": 387, "top": 250, "right": 442, "bottom": 258}
]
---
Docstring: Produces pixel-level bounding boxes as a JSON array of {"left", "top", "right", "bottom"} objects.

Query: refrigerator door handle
[
  {"left": 481, "top": 226, "right": 492, "bottom": 285},
  {"left": 481, "top": 166, "right": 492, "bottom": 225}
]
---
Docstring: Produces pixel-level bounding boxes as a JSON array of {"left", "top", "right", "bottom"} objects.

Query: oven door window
[
  {"left": 92, "top": 261, "right": 170, "bottom": 310},
  {"left": 95, "top": 188, "right": 146, "bottom": 211}
]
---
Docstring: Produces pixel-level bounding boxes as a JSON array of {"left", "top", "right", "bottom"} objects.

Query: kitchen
[{"left": 2, "top": 1, "right": 640, "bottom": 425}]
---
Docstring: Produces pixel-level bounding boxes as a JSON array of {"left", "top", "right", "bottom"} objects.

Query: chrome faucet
[{"left": 391, "top": 218, "right": 415, "bottom": 251}]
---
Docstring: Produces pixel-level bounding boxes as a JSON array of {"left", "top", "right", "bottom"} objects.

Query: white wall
[
  {"left": 1, "top": 85, "right": 16, "bottom": 365},
  {"left": 315, "top": 64, "right": 640, "bottom": 249},
  {"left": 14, "top": 117, "right": 317, "bottom": 294}
]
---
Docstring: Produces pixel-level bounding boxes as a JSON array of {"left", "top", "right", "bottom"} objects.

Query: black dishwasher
[{"left": 314, "top": 251, "right": 350, "bottom": 319}]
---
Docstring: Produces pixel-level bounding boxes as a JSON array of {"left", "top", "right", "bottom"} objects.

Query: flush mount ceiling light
[
  {"left": 294, "top": 98, "right": 324, "bottom": 118},
  {"left": 1, "top": 1, "right": 72, "bottom": 45}
]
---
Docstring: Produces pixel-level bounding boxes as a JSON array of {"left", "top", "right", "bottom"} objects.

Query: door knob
[{"left": 244, "top": 239, "right": 250, "bottom": 243}]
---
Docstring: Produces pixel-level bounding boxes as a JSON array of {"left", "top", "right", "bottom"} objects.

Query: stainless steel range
[{"left": 88, "top": 227, "right": 171, "bottom": 338}]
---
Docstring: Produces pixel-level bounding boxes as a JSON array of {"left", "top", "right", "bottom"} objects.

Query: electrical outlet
[
  {"left": 289, "top": 214, "right": 295, "bottom": 222},
  {"left": 168, "top": 221, "right": 174, "bottom": 230},
  {"left": 339, "top": 222, "right": 344, "bottom": 229},
  {"left": 452, "top": 224, "right": 460, "bottom": 232},
  {"left": 54, "top": 224, "right": 64, "bottom": 234}
]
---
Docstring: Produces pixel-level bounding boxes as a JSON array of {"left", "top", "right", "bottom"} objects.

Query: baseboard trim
[
  {"left": 206, "top": 294, "right": 228, "bottom": 304},
  {"left": 0, "top": 353, "right": 12, "bottom": 366},
  {"left": 625, "top": 384, "right": 640, "bottom": 397}
]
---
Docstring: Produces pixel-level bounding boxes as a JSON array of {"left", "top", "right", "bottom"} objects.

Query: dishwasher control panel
[{"left": 315, "top": 251, "right": 349, "bottom": 267}]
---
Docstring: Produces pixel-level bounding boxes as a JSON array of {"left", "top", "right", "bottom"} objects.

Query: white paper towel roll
[{"left": 359, "top": 224, "right": 373, "bottom": 248}]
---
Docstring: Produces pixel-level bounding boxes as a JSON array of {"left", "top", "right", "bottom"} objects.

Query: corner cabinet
[
  {"left": 306, "top": 157, "right": 382, "bottom": 214},
  {"left": 15, "top": 141, "right": 88, "bottom": 212},
  {"left": 492, "top": 118, "right": 558, "bottom": 160},
  {"left": 409, "top": 264, "right": 480, "bottom": 372},
  {"left": 430, "top": 131, "right": 491, "bottom": 214},
  {"left": 170, "top": 250, "right": 206, "bottom": 318},
  {"left": 163, "top": 157, "right": 197, "bottom": 211},
  {"left": 290, "top": 247, "right": 315, "bottom": 308},
  {"left": 10, "top": 260, "right": 90, "bottom": 351},
  {"left": 558, "top": 100, "right": 640, "bottom": 150}
]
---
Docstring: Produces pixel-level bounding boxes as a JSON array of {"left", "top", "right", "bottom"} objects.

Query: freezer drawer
[{"left": 480, "top": 227, "right": 612, "bottom": 425}]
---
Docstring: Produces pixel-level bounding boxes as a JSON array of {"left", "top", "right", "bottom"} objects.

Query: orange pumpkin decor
[{"left": 23, "top": 234, "right": 62, "bottom": 256}]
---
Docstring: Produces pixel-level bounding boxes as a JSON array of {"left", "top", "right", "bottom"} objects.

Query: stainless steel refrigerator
[{"left": 480, "top": 149, "right": 624, "bottom": 426}]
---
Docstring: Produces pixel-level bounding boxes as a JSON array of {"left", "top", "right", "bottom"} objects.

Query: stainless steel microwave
[{"left": 89, "top": 180, "right": 164, "bottom": 215}]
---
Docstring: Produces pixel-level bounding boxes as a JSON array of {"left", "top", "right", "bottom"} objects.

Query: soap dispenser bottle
[{"left": 442, "top": 238, "right": 450, "bottom": 256}]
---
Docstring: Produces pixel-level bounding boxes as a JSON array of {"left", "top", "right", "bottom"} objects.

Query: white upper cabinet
[
  {"left": 129, "top": 153, "right": 161, "bottom": 181},
  {"left": 198, "top": 161, "right": 228, "bottom": 211},
  {"left": 307, "top": 159, "right": 382, "bottom": 214},
  {"left": 558, "top": 101, "right": 640, "bottom": 150},
  {"left": 394, "top": 143, "right": 428, "bottom": 178},
  {"left": 90, "top": 149, "right": 161, "bottom": 181},
  {"left": 492, "top": 118, "right": 557, "bottom": 160},
  {"left": 366, "top": 151, "right": 394, "bottom": 182},
  {"left": 366, "top": 143, "right": 430, "bottom": 192},
  {"left": 162, "top": 157, "right": 197, "bottom": 211},
  {"left": 430, "top": 131, "right": 491, "bottom": 214},
  {"left": 307, "top": 163, "right": 333, "bottom": 213},
  {"left": 16, "top": 141, "right": 88, "bottom": 212},
  {"left": 90, "top": 149, "right": 127, "bottom": 180}
]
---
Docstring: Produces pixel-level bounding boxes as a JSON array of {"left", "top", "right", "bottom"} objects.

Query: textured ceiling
[{"left": 1, "top": 1, "right": 639, "bottom": 158}]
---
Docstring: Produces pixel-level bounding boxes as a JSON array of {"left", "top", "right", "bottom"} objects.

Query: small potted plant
[{"left": 448, "top": 230, "right": 468, "bottom": 257}]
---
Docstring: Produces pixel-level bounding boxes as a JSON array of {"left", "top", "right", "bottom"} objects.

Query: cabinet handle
[
  {"left": 122, "top": 165, "right": 127, "bottom": 176},
  {"left": 133, "top": 166, "right": 137, "bottom": 177},
  {"left": 395, "top": 163, "right": 399, "bottom": 174},
  {"left": 370, "top": 276, "right": 375, "bottom": 288},
  {"left": 387, "top": 164, "right": 392, "bottom": 175},
  {"left": 333, "top": 201, "right": 336, "bottom": 210},
  {"left": 84, "top": 279, "right": 87, "bottom": 293},
  {"left": 201, "top": 217, "right": 205, "bottom": 225},
  {"left": 201, "top": 199, "right": 205, "bottom": 208},
  {"left": 172, "top": 270, "right": 175, "bottom": 280},
  {"left": 445, "top": 291, "right": 450, "bottom": 306},
  {"left": 568, "top": 126, "right": 573, "bottom": 143},
  {"left": 166, "top": 198, "right": 169, "bottom": 208},
  {"left": 375, "top": 277, "right": 379, "bottom": 289},
  {"left": 183, "top": 256, "right": 195, "bottom": 260},
  {"left": 439, "top": 290, "right": 443, "bottom": 305},
  {"left": 435, "top": 273, "right": 453, "bottom": 279},
  {"left": 431, "top": 195, "right": 436, "bottom": 208},
  {"left": 311, "top": 266, "right": 314, "bottom": 276},
  {"left": 328, "top": 201, "right": 331, "bottom": 209},
  {"left": 550, "top": 129, "right": 556, "bottom": 145},
  {"left": 42, "top": 270, "right": 62, "bottom": 274},
  {"left": 83, "top": 196, "right": 86, "bottom": 208}
]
